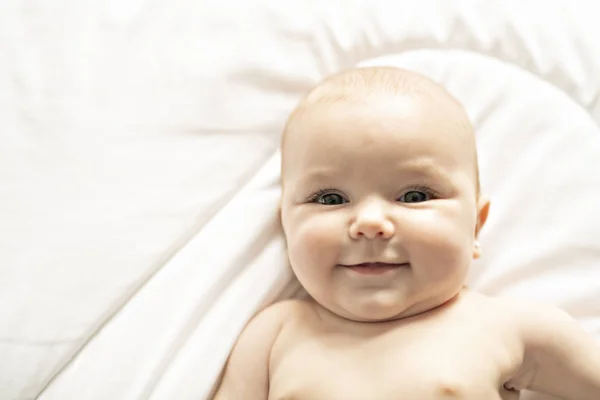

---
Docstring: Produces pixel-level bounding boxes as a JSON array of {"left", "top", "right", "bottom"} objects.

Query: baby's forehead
[
  {"left": 287, "top": 91, "right": 472, "bottom": 149},
  {"left": 285, "top": 68, "right": 470, "bottom": 139},
  {"left": 281, "top": 68, "right": 479, "bottom": 190}
]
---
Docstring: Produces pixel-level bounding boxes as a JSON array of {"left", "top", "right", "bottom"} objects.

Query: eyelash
[
  {"left": 307, "top": 186, "right": 439, "bottom": 203},
  {"left": 400, "top": 185, "right": 439, "bottom": 201},
  {"left": 307, "top": 188, "right": 343, "bottom": 203}
]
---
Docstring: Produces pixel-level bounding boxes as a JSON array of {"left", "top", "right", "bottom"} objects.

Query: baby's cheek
[
  {"left": 288, "top": 215, "right": 340, "bottom": 269},
  {"left": 301, "top": 223, "right": 337, "bottom": 262},
  {"left": 410, "top": 215, "right": 471, "bottom": 269}
]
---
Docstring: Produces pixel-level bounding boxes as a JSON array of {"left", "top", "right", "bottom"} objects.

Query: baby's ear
[
  {"left": 475, "top": 195, "right": 491, "bottom": 238},
  {"left": 473, "top": 196, "right": 489, "bottom": 260}
]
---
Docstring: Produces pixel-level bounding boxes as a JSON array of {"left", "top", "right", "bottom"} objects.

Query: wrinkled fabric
[{"left": 1, "top": 1, "right": 599, "bottom": 400}]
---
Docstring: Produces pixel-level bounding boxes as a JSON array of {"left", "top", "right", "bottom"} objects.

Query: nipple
[{"left": 437, "top": 381, "right": 464, "bottom": 398}]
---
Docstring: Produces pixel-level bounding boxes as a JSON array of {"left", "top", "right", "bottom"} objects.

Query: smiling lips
[{"left": 341, "top": 262, "right": 410, "bottom": 275}]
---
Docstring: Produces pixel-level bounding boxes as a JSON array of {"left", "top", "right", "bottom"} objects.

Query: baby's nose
[{"left": 349, "top": 212, "right": 395, "bottom": 240}]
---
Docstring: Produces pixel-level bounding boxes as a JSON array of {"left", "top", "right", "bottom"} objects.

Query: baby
[{"left": 211, "top": 67, "right": 600, "bottom": 399}]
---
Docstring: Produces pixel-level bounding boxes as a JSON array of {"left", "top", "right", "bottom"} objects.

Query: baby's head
[{"left": 280, "top": 67, "right": 490, "bottom": 322}]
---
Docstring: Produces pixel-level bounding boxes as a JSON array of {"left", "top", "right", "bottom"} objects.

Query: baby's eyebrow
[
  {"left": 397, "top": 160, "right": 450, "bottom": 179},
  {"left": 297, "top": 161, "right": 451, "bottom": 185},
  {"left": 298, "top": 167, "right": 342, "bottom": 185}
]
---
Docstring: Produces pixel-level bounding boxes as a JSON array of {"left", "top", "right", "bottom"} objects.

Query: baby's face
[{"left": 281, "top": 93, "right": 487, "bottom": 322}]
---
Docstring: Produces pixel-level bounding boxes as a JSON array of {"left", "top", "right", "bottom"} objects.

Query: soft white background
[{"left": 1, "top": 1, "right": 599, "bottom": 399}]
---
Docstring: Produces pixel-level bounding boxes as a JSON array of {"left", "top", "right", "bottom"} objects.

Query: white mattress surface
[{"left": 1, "top": 1, "right": 600, "bottom": 400}]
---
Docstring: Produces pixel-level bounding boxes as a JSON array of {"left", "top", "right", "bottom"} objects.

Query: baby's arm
[
  {"left": 509, "top": 303, "right": 600, "bottom": 399},
  {"left": 210, "top": 301, "right": 288, "bottom": 400}
]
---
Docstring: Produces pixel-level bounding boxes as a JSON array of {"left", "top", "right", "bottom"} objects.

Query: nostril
[{"left": 351, "top": 223, "right": 393, "bottom": 239}]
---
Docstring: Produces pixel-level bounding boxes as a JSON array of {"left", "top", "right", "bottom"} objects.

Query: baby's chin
[
  {"left": 341, "top": 308, "right": 409, "bottom": 323},
  {"left": 324, "top": 292, "right": 457, "bottom": 323},
  {"left": 328, "top": 296, "right": 422, "bottom": 323}
]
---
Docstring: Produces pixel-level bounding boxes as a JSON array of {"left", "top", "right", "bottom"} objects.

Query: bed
[{"left": 2, "top": 1, "right": 600, "bottom": 399}]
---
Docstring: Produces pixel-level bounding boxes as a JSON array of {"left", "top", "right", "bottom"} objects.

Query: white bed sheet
[{"left": 1, "top": 1, "right": 600, "bottom": 400}]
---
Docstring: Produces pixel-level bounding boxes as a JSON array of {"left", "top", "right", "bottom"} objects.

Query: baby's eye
[
  {"left": 399, "top": 190, "right": 430, "bottom": 203},
  {"left": 313, "top": 192, "right": 347, "bottom": 205}
]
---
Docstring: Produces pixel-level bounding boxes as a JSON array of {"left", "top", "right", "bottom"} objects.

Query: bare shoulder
[
  {"left": 228, "top": 297, "right": 311, "bottom": 355},
  {"left": 463, "top": 292, "right": 570, "bottom": 328},
  {"left": 210, "top": 299, "right": 308, "bottom": 400},
  {"left": 257, "top": 297, "right": 309, "bottom": 323},
  {"left": 230, "top": 299, "right": 302, "bottom": 350},
  {"left": 492, "top": 295, "right": 585, "bottom": 339},
  {"left": 491, "top": 296, "right": 600, "bottom": 397},
  {"left": 261, "top": 297, "right": 318, "bottom": 328},
  {"left": 476, "top": 294, "right": 582, "bottom": 350}
]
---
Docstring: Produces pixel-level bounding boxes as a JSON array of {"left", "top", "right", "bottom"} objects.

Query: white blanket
[{"left": 1, "top": 1, "right": 600, "bottom": 400}]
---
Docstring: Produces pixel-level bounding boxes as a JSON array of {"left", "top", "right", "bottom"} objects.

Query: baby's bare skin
[
  {"left": 213, "top": 286, "right": 600, "bottom": 400},
  {"left": 269, "top": 290, "right": 522, "bottom": 400},
  {"left": 211, "top": 67, "right": 600, "bottom": 400}
]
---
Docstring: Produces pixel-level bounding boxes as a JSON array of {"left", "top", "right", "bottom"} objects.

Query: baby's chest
[{"left": 269, "top": 328, "right": 516, "bottom": 400}]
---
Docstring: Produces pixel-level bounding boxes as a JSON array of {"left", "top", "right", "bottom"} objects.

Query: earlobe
[{"left": 473, "top": 240, "right": 481, "bottom": 259}]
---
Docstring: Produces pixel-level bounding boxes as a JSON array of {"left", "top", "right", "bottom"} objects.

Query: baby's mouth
[{"left": 340, "top": 262, "right": 410, "bottom": 275}]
